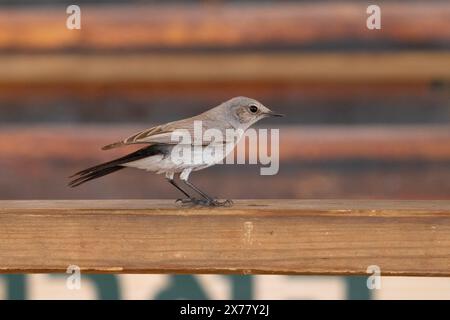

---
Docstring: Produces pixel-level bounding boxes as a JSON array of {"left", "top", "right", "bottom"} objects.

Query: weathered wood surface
[
  {"left": 1, "top": 125, "right": 449, "bottom": 200},
  {"left": 1, "top": 53, "right": 449, "bottom": 84},
  {"left": 1, "top": 125, "right": 450, "bottom": 161},
  {"left": 1, "top": 200, "right": 450, "bottom": 276},
  {"left": 1, "top": 82, "right": 448, "bottom": 124},
  {"left": 0, "top": 3, "right": 448, "bottom": 51}
]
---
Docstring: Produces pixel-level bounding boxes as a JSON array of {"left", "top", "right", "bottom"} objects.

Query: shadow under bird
[{"left": 69, "top": 96, "right": 283, "bottom": 206}]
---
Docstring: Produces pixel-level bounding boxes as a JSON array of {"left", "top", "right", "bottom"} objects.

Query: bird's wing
[
  {"left": 101, "top": 117, "right": 225, "bottom": 150},
  {"left": 101, "top": 124, "right": 171, "bottom": 150}
]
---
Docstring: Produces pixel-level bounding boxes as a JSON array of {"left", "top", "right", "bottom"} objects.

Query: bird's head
[{"left": 218, "top": 96, "right": 283, "bottom": 129}]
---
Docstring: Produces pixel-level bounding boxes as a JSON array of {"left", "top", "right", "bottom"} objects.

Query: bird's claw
[
  {"left": 209, "top": 199, "right": 234, "bottom": 207},
  {"left": 175, "top": 198, "right": 205, "bottom": 206},
  {"left": 175, "top": 198, "right": 233, "bottom": 207}
]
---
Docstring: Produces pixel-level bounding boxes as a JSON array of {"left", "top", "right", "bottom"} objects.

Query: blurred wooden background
[{"left": 0, "top": 0, "right": 449, "bottom": 200}]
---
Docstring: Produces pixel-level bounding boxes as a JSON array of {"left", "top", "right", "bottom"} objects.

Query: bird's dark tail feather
[
  {"left": 69, "top": 166, "right": 125, "bottom": 187},
  {"left": 68, "top": 145, "right": 163, "bottom": 187}
]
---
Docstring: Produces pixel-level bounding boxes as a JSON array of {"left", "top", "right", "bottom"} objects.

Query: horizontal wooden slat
[
  {"left": 1, "top": 52, "right": 450, "bottom": 84},
  {"left": 1, "top": 82, "right": 448, "bottom": 124},
  {"left": 0, "top": 81, "right": 438, "bottom": 97},
  {"left": 1, "top": 125, "right": 449, "bottom": 200},
  {"left": 1, "top": 199, "right": 450, "bottom": 275},
  {"left": 3, "top": 161, "right": 450, "bottom": 200},
  {"left": 1, "top": 125, "right": 449, "bottom": 161},
  {"left": 281, "top": 126, "right": 450, "bottom": 161},
  {"left": 0, "top": 3, "right": 449, "bottom": 51}
]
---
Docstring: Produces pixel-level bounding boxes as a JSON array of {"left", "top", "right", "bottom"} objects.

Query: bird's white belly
[
  {"left": 123, "top": 142, "right": 236, "bottom": 174},
  {"left": 122, "top": 154, "right": 170, "bottom": 172}
]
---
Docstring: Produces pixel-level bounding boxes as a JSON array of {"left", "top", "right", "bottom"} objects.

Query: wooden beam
[
  {"left": 0, "top": 3, "right": 448, "bottom": 50},
  {"left": 0, "top": 81, "right": 438, "bottom": 96},
  {"left": 2, "top": 165, "right": 450, "bottom": 200},
  {"left": 1, "top": 125, "right": 450, "bottom": 162},
  {"left": 1, "top": 200, "right": 450, "bottom": 276},
  {"left": 1, "top": 52, "right": 449, "bottom": 84}
]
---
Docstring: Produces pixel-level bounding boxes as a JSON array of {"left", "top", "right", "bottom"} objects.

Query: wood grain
[
  {"left": 0, "top": 82, "right": 447, "bottom": 125},
  {"left": 1, "top": 125, "right": 449, "bottom": 161},
  {"left": 1, "top": 52, "right": 449, "bottom": 84},
  {"left": 0, "top": 3, "right": 448, "bottom": 51},
  {"left": 2, "top": 159, "right": 450, "bottom": 200},
  {"left": 1, "top": 200, "right": 450, "bottom": 276},
  {"left": 1, "top": 125, "right": 449, "bottom": 200}
]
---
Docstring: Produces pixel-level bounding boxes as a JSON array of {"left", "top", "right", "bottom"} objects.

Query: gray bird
[{"left": 69, "top": 96, "right": 283, "bottom": 206}]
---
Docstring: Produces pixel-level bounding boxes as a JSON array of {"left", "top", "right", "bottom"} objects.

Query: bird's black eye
[{"left": 249, "top": 105, "right": 258, "bottom": 113}]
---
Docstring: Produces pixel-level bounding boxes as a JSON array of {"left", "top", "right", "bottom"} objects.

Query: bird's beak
[{"left": 265, "top": 111, "right": 284, "bottom": 117}]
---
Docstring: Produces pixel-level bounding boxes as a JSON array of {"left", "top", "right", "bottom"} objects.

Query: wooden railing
[
  {"left": 2, "top": 53, "right": 450, "bottom": 84},
  {"left": 1, "top": 200, "right": 450, "bottom": 276},
  {"left": 0, "top": 2, "right": 449, "bottom": 51}
]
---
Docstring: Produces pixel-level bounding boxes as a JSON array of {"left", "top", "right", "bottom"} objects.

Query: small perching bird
[{"left": 69, "top": 96, "right": 283, "bottom": 206}]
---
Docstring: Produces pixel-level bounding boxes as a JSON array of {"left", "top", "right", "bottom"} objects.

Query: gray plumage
[{"left": 69, "top": 96, "right": 282, "bottom": 206}]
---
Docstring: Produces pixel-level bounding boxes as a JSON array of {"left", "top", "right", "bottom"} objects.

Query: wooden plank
[
  {"left": 1, "top": 52, "right": 449, "bottom": 84},
  {"left": 1, "top": 125, "right": 449, "bottom": 161},
  {"left": 1, "top": 82, "right": 448, "bottom": 124},
  {"left": 1, "top": 125, "right": 449, "bottom": 199},
  {"left": 0, "top": 81, "right": 436, "bottom": 97},
  {"left": 0, "top": 3, "right": 448, "bottom": 50},
  {"left": 1, "top": 200, "right": 450, "bottom": 275},
  {"left": 3, "top": 162, "right": 450, "bottom": 200},
  {"left": 280, "top": 126, "right": 450, "bottom": 161}
]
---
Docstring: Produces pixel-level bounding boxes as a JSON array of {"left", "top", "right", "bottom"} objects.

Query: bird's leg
[
  {"left": 165, "top": 174, "right": 200, "bottom": 205},
  {"left": 178, "top": 169, "right": 232, "bottom": 207},
  {"left": 182, "top": 179, "right": 233, "bottom": 207},
  {"left": 183, "top": 179, "right": 214, "bottom": 201},
  {"left": 166, "top": 178, "right": 201, "bottom": 206},
  {"left": 167, "top": 178, "right": 190, "bottom": 198}
]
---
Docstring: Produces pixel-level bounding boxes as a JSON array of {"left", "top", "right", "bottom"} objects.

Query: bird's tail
[
  {"left": 68, "top": 165, "right": 125, "bottom": 188},
  {"left": 68, "top": 145, "right": 162, "bottom": 187}
]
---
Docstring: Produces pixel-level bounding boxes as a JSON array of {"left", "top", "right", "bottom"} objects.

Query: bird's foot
[
  {"left": 175, "top": 198, "right": 233, "bottom": 207},
  {"left": 208, "top": 199, "right": 234, "bottom": 207},
  {"left": 175, "top": 198, "right": 208, "bottom": 206}
]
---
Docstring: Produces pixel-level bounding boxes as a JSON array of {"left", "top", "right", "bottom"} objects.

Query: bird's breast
[{"left": 122, "top": 141, "right": 238, "bottom": 174}]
